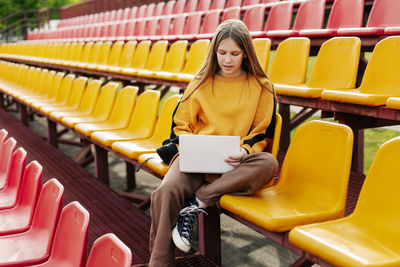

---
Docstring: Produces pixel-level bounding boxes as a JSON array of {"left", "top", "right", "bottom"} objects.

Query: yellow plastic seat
[
  {"left": 49, "top": 79, "right": 102, "bottom": 122},
  {"left": 171, "top": 39, "right": 210, "bottom": 82},
  {"left": 111, "top": 94, "right": 181, "bottom": 159},
  {"left": 34, "top": 74, "right": 75, "bottom": 113},
  {"left": 138, "top": 113, "right": 282, "bottom": 179},
  {"left": 289, "top": 137, "right": 400, "bottom": 267},
  {"left": 73, "top": 41, "right": 94, "bottom": 69},
  {"left": 149, "top": 41, "right": 188, "bottom": 80},
  {"left": 252, "top": 38, "right": 271, "bottom": 73},
  {"left": 322, "top": 36, "right": 400, "bottom": 106},
  {"left": 29, "top": 72, "right": 66, "bottom": 110},
  {"left": 98, "top": 41, "right": 124, "bottom": 72},
  {"left": 220, "top": 120, "right": 353, "bottom": 232},
  {"left": 64, "top": 42, "right": 84, "bottom": 67},
  {"left": 268, "top": 37, "right": 310, "bottom": 85},
  {"left": 275, "top": 37, "right": 361, "bottom": 98},
  {"left": 120, "top": 40, "right": 151, "bottom": 75},
  {"left": 74, "top": 86, "right": 138, "bottom": 137},
  {"left": 11, "top": 68, "right": 49, "bottom": 101},
  {"left": 135, "top": 40, "right": 169, "bottom": 77},
  {"left": 84, "top": 41, "right": 110, "bottom": 70},
  {"left": 37, "top": 76, "right": 88, "bottom": 115},
  {"left": 109, "top": 41, "right": 137, "bottom": 74},
  {"left": 386, "top": 96, "right": 400, "bottom": 110},
  {"left": 90, "top": 90, "right": 160, "bottom": 147},
  {"left": 61, "top": 82, "right": 118, "bottom": 128},
  {"left": 14, "top": 69, "right": 51, "bottom": 103},
  {"left": 22, "top": 70, "right": 57, "bottom": 105}
]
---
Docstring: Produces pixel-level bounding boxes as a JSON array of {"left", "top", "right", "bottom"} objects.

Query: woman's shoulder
[
  {"left": 248, "top": 74, "right": 273, "bottom": 91},
  {"left": 181, "top": 76, "right": 212, "bottom": 101}
]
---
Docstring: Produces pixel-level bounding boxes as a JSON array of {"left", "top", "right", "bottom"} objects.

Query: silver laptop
[{"left": 179, "top": 134, "right": 240, "bottom": 173}]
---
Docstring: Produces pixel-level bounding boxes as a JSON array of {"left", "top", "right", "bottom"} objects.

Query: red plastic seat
[
  {"left": 196, "top": 0, "right": 211, "bottom": 11},
  {"left": 225, "top": 0, "right": 241, "bottom": 8},
  {"left": 0, "top": 129, "right": 8, "bottom": 188},
  {"left": 0, "top": 147, "right": 26, "bottom": 210},
  {"left": 210, "top": 0, "right": 226, "bottom": 10},
  {"left": 299, "top": 0, "right": 364, "bottom": 37},
  {"left": 0, "top": 161, "right": 42, "bottom": 236},
  {"left": 221, "top": 6, "right": 241, "bottom": 22},
  {"left": 197, "top": 9, "right": 223, "bottom": 39},
  {"left": 149, "top": 15, "right": 173, "bottom": 41},
  {"left": 85, "top": 233, "right": 132, "bottom": 267},
  {"left": 184, "top": 0, "right": 198, "bottom": 13},
  {"left": 177, "top": 12, "right": 203, "bottom": 40},
  {"left": 163, "top": 0, "right": 175, "bottom": 15},
  {"left": 32, "top": 201, "right": 90, "bottom": 267},
  {"left": 242, "top": 4, "right": 268, "bottom": 37},
  {"left": 0, "top": 137, "right": 16, "bottom": 190},
  {"left": 264, "top": 1, "right": 294, "bottom": 38},
  {"left": 154, "top": 1, "right": 166, "bottom": 16},
  {"left": 339, "top": 0, "right": 400, "bottom": 36},
  {"left": 267, "top": 0, "right": 325, "bottom": 38},
  {"left": 172, "top": 0, "right": 186, "bottom": 14},
  {"left": 164, "top": 14, "right": 186, "bottom": 41},
  {"left": 0, "top": 178, "right": 64, "bottom": 266}
]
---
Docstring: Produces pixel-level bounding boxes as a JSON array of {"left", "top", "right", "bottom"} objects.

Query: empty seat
[
  {"left": 85, "top": 233, "right": 132, "bottom": 267},
  {"left": 275, "top": 37, "right": 361, "bottom": 98},
  {"left": 289, "top": 136, "right": 400, "bottom": 267},
  {"left": 90, "top": 90, "right": 160, "bottom": 147},
  {"left": 32, "top": 201, "right": 90, "bottom": 267},
  {"left": 263, "top": 1, "right": 295, "bottom": 38},
  {"left": 120, "top": 40, "right": 151, "bottom": 76},
  {"left": 196, "top": 9, "right": 223, "bottom": 39},
  {"left": 299, "top": 0, "right": 364, "bottom": 37},
  {"left": 322, "top": 36, "right": 400, "bottom": 106},
  {"left": 252, "top": 38, "right": 271, "bottom": 73},
  {"left": 268, "top": 37, "right": 310, "bottom": 85},
  {"left": 221, "top": 120, "right": 353, "bottom": 232},
  {"left": 0, "top": 136, "right": 16, "bottom": 190},
  {"left": 74, "top": 86, "right": 138, "bottom": 136},
  {"left": 135, "top": 40, "right": 169, "bottom": 77},
  {"left": 0, "top": 178, "right": 63, "bottom": 266},
  {"left": 0, "top": 161, "right": 42, "bottom": 236},
  {"left": 111, "top": 94, "right": 181, "bottom": 159}
]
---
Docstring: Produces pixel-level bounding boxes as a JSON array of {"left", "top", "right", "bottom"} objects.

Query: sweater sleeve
[{"left": 241, "top": 80, "right": 276, "bottom": 154}]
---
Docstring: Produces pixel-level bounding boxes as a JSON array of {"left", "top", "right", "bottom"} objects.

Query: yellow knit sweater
[{"left": 173, "top": 73, "right": 275, "bottom": 154}]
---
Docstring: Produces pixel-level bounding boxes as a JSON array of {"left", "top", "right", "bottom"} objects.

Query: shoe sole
[{"left": 172, "top": 226, "right": 191, "bottom": 253}]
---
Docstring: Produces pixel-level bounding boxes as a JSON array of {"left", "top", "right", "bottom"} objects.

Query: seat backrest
[
  {"left": 243, "top": 0, "right": 260, "bottom": 6},
  {"left": 264, "top": 1, "right": 294, "bottom": 31},
  {"left": 149, "top": 95, "right": 181, "bottom": 143},
  {"left": 200, "top": 9, "right": 222, "bottom": 34},
  {"left": 306, "top": 37, "right": 360, "bottom": 89},
  {"left": 107, "top": 41, "right": 124, "bottom": 68},
  {"left": 292, "top": 0, "right": 325, "bottom": 31},
  {"left": 181, "top": 39, "right": 210, "bottom": 75},
  {"left": 154, "top": 1, "right": 166, "bottom": 16},
  {"left": 252, "top": 38, "right": 271, "bottom": 73},
  {"left": 78, "top": 42, "right": 94, "bottom": 64},
  {"left": 137, "top": 4, "right": 148, "bottom": 18},
  {"left": 29, "top": 178, "right": 64, "bottom": 258},
  {"left": 53, "top": 74, "right": 75, "bottom": 104},
  {"left": 0, "top": 147, "right": 26, "bottom": 207},
  {"left": 352, "top": 136, "right": 400, "bottom": 228},
  {"left": 46, "top": 72, "right": 66, "bottom": 102},
  {"left": 126, "top": 90, "right": 161, "bottom": 138},
  {"left": 15, "top": 161, "right": 43, "bottom": 232},
  {"left": 197, "top": 0, "right": 211, "bottom": 11},
  {"left": 326, "top": 0, "right": 364, "bottom": 29},
  {"left": 105, "top": 86, "right": 138, "bottom": 127},
  {"left": 243, "top": 5, "right": 267, "bottom": 31},
  {"left": 70, "top": 42, "right": 84, "bottom": 63},
  {"left": 184, "top": 0, "right": 198, "bottom": 13},
  {"left": 163, "top": 0, "right": 175, "bottom": 15},
  {"left": 268, "top": 37, "right": 310, "bottom": 85},
  {"left": 76, "top": 79, "right": 103, "bottom": 114},
  {"left": 173, "top": 0, "right": 186, "bottom": 14},
  {"left": 358, "top": 36, "right": 400, "bottom": 94},
  {"left": 161, "top": 40, "right": 188, "bottom": 73},
  {"left": 210, "top": 0, "right": 226, "bottom": 10},
  {"left": 168, "top": 14, "right": 186, "bottom": 36},
  {"left": 155, "top": 16, "right": 173, "bottom": 36},
  {"left": 0, "top": 129, "right": 8, "bottom": 166},
  {"left": 276, "top": 120, "right": 353, "bottom": 211},
  {"left": 225, "top": 0, "right": 241, "bottom": 8},
  {"left": 144, "top": 3, "right": 156, "bottom": 17},
  {"left": 117, "top": 41, "right": 137, "bottom": 69},
  {"left": 127, "top": 6, "right": 138, "bottom": 19},
  {"left": 63, "top": 76, "right": 88, "bottom": 108},
  {"left": 221, "top": 6, "right": 241, "bottom": 22},
  {"left": 144, "top": 40, "right": 169, "bottom": 72},
  {"left": 87, "top": 41, "right": 104, "bottom": 65},
  {"left": 45, "top": 201, "right": 90, "bottom": 267},
  {"left": 95, "top": 41, "right": 112, "bottom": 66},
  {"left": 89, "top": 82, "right": 118, "bottom": 121},
  {"left": 183, "top": 12, "right": 202, "bottom": 35},
  {"left": 0, "top": 137, "right": 17, "bottom": 189},
  {"left": 85, "top": 233, "right": 132, "bottom": 267},
  {"left": 366, "top": 0, "right": 400, "bottom": 27},
  {"left": 129, "top": 40, "right": 151, "bottom": 69}
]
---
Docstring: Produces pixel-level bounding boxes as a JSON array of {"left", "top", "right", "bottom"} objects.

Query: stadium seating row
[
  {"left": 0, "top": 129, "right": 132, "bottom": 266},
  {"left": 27, "top": 0, "right": 400, "bottom": 42}
]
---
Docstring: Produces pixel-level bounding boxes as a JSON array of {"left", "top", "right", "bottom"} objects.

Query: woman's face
[{"left": 216, "top": 37, "right": 245, "bottom": 77}]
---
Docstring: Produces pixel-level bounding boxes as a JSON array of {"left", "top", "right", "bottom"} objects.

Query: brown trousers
[{"left": 149, "top": 152, "right": 278, "bottom": 267}]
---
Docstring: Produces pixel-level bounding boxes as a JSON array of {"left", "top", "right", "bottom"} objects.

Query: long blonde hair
[{"left": 193, "top": 19, "right": 273, "bottom": 94}]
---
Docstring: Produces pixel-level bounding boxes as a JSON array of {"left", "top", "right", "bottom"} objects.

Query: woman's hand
[{"left": 225, "top": 148, "right": 248, "bottom": 167}]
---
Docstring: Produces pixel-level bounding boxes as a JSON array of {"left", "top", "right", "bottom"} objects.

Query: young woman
[{"left": 149, "top": 19, "right": 278, "bottom": 267}]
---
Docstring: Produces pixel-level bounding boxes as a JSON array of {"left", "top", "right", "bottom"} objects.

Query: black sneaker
[{"left": 172, "top": 199, "right": 207, "bottom": 252}]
